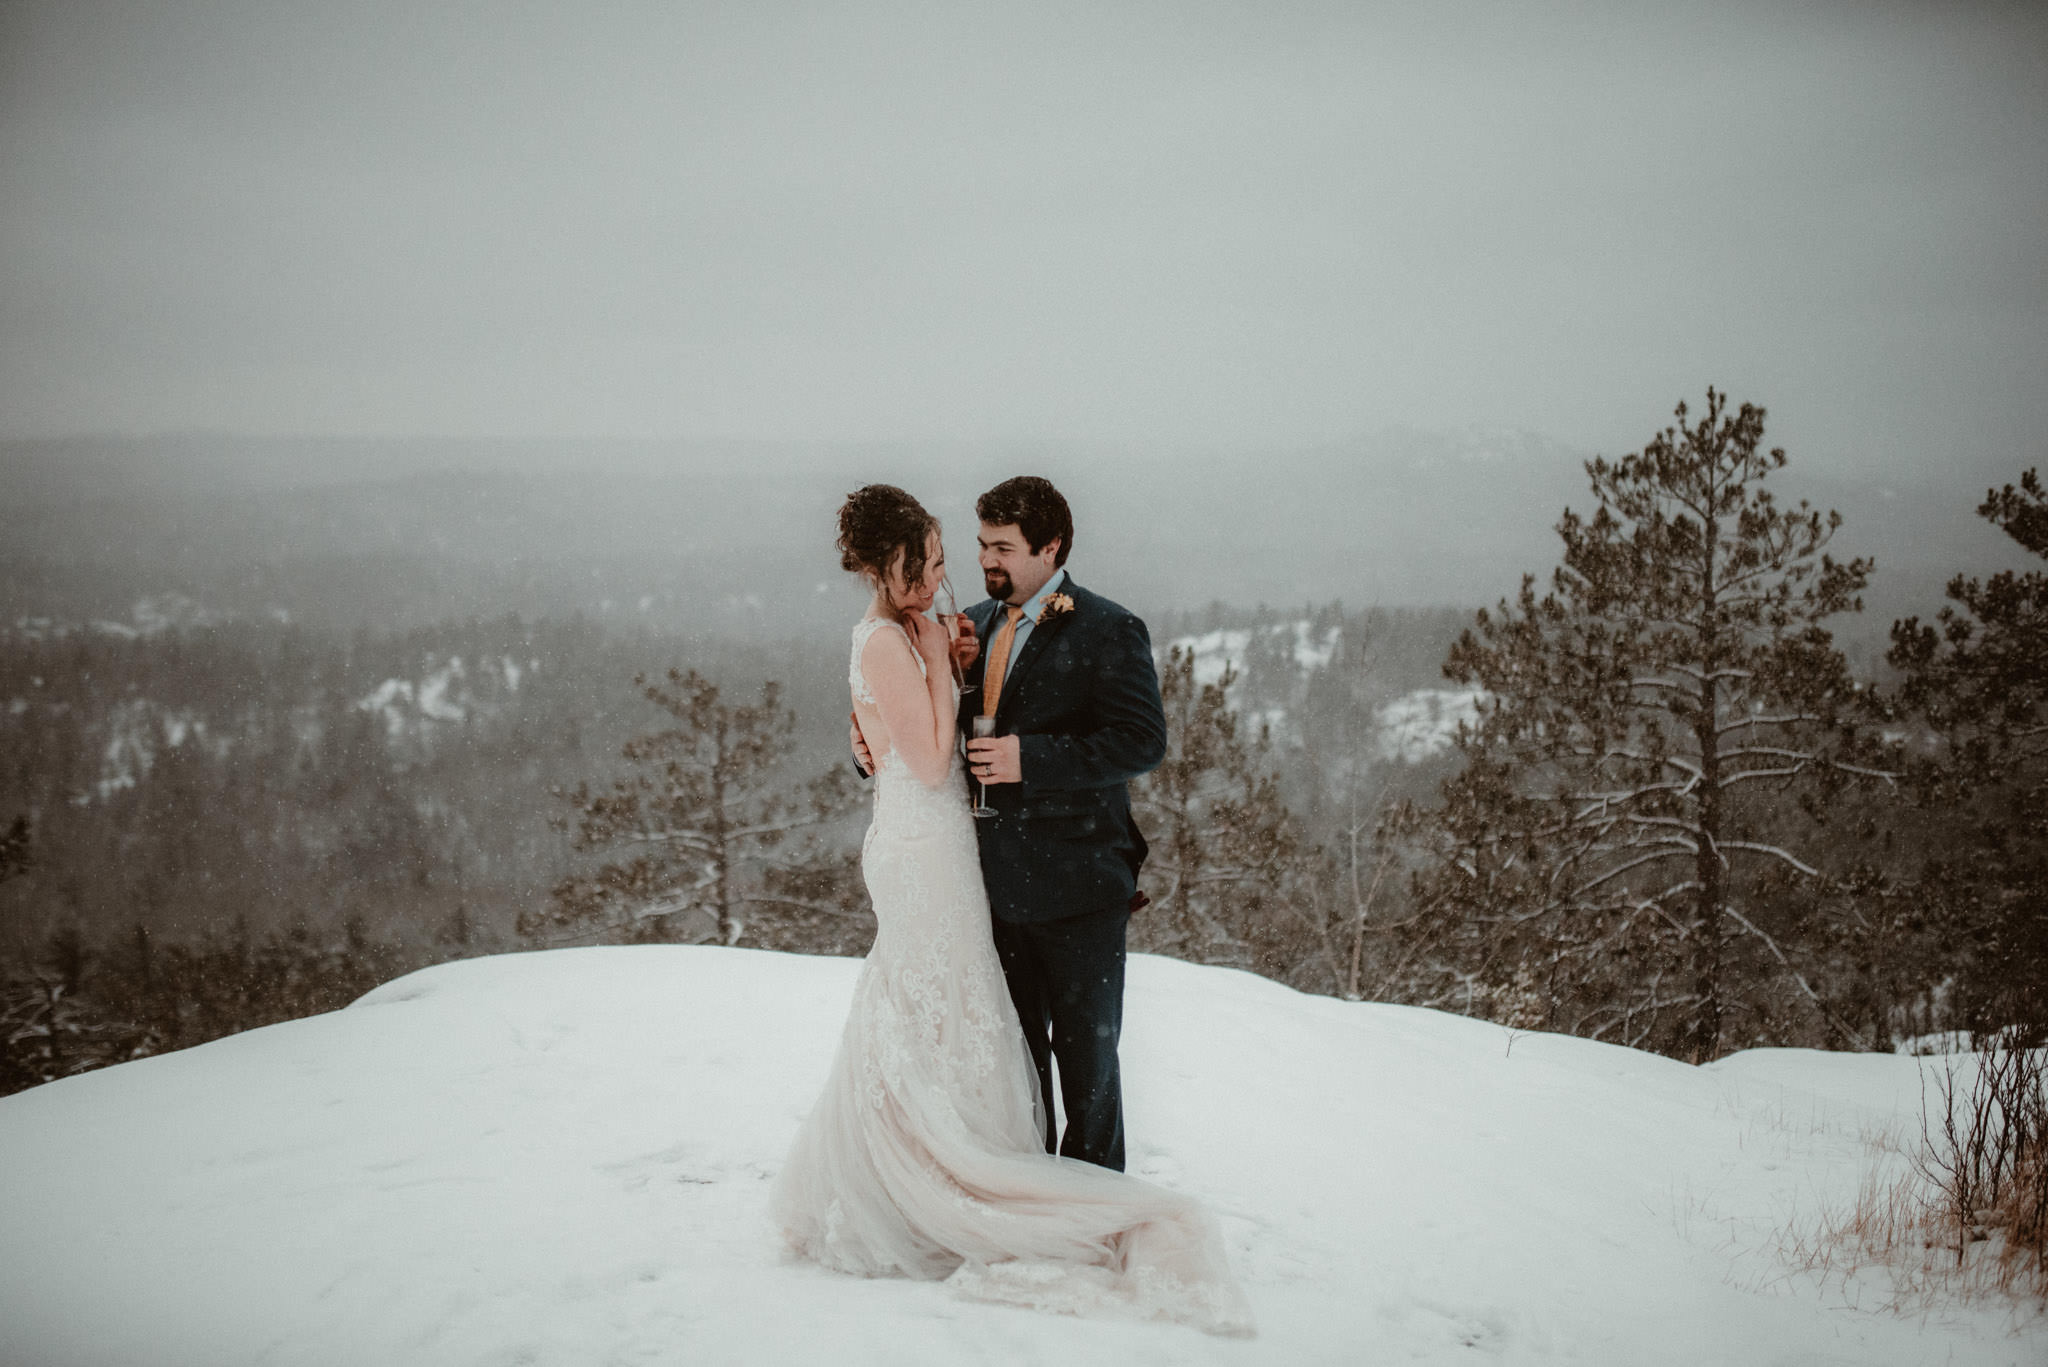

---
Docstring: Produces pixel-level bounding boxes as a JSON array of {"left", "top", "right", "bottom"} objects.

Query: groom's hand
[
  {"left": 948, "top": 614, "right": 980, "bottom": 672},
  {"left": 966, "top": 735, "right": 1021, "bottom": 785},
  {"left": 849, "top": 712, "right": 875, "bottom": 776}
]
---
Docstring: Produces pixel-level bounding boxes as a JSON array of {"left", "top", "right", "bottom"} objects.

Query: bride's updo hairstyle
[{"left": 837, "top": 484, "right": 938, "bottom": 608}]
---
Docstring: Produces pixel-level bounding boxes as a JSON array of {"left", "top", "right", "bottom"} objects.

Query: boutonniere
[{"left": 1036, "top": 592, "right": 1076, "bottom": 625}]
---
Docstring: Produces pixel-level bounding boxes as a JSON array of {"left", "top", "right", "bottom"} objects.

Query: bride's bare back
[{"left": 854, "top": 613, "right": 957, "bottom": 789}]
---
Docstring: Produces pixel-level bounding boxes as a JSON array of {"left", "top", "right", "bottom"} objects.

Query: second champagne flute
[{"left": 970, "top": 715, "right": 998, "bottom": 818}]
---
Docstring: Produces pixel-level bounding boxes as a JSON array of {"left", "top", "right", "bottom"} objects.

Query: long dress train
[{"left": 769, "top": 617, "right": 1253, "bottom": 1336}]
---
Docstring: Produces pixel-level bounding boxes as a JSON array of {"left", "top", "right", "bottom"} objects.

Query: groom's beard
[{"left": 982, "top": 568, "right": 1015, "bottom": 603}]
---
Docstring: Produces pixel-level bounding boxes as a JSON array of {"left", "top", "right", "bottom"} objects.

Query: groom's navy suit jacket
[{"left": 959, "top": 580, "right": 1167, "bottom": 925}]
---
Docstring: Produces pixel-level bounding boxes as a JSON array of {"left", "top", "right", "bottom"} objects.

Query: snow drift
[{"left": 0, "top": 946, "right": 2037, "bottom": 1366}]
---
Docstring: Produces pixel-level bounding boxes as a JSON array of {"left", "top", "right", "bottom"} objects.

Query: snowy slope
[{"left": 0, "top": 948, "right": 2037, "bottom": 1367}]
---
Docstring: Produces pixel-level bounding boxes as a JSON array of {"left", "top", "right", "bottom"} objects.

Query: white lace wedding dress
[{"left": 770, "top": 617, "right": 1254, "bottom": 1336}]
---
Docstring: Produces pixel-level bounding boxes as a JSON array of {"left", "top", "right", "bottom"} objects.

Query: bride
[{"left": 770, "top": 484, "right": 1254, "bottom": 1336}]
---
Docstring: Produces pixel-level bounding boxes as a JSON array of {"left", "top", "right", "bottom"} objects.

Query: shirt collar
[{"left": 1012, "top": 567, "right": 1067, "bottom": 624}]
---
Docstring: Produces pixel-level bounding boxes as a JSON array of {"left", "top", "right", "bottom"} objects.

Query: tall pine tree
[{"left": 1410, "top": 390, "right": 1894, "bottom": 1060}]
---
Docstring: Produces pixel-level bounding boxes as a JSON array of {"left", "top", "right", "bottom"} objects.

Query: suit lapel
[{"left": 993, "top": 579, "right": 1081, "bottom": 727}]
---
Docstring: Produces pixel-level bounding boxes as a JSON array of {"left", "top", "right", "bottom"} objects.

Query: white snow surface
[
  {"left": 1170, "top": 627, "right": 1256, "bottom": 687},
  {"left": 1376, "top": 686, "right": 1487, "bottom": 763},
  {"left": 86, "top": 698, "right": 217, "bottom": 801},
  {"left": 1, "top": 947, "right": 2039, "bottom": 1367},
  {"left": 1166, "top": 621, "right": 1342, "bottom": 689},
  {"left": 360, "top": 657, "right": 480, "bottom": 738}
]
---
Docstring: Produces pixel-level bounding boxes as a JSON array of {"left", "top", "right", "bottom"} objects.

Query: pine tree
[
  {"left": 1409, "top": 390, "right": 1895, "bottom": 1060},
  {"left": 1890, "top": 468, "right": 2048, "bottom": 1038},
  {"left": 0, "top": 925, "right": 155, "bottom": 1093},
  {"left": 526, "top": 668, "right": 859, "bottom": 947}
]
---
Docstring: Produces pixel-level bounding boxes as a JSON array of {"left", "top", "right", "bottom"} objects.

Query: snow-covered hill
[
  {"left": 1166, "top": 619, "right": 1484, "bottom": 761},
  {"left": 358, "top": 652, "right": 534, "bottom": 741},
  {"left": 1168, "top": 623, "right": 1343, "bottom": 687},
  {"left": 0, "top": 948, "right": 2037, "bottom": 1366}
]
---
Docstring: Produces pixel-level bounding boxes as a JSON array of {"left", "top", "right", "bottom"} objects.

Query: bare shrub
[
  {"left": 1917, "top": 1042, "right": 2048, "bottom": 1301},
  {"left": 1757, "top": 1048, "right": 2047, "bottom": 1317}
]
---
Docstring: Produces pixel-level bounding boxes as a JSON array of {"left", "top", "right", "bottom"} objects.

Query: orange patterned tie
[{"left": 979, "top": 604, "right": 1026, "bottom": 719}]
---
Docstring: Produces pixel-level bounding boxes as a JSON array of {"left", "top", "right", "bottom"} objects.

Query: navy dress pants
[{"left": 989, "top": 905, "right": 1129, "bottom": 1172}]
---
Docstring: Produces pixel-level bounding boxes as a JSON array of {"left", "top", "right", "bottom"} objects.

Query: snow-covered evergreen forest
[
  {"left": 0, "top": 580, "right": 1475, "bottom": 1084},
  {"left": 2, "top": 423, "right": 2040, "bottom": 1086}
]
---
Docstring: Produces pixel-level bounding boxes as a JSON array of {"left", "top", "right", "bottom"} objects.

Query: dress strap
[{"left": 850, "top": 616, "right": 923, "bottom": 706}]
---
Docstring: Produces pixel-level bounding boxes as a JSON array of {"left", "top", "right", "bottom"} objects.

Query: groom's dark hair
[{"left": 976, "top": 476, "right": 1073, "bottom": 568}]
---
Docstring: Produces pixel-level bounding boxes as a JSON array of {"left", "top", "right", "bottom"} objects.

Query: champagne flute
[
  {"left": 970, "top": 715, "right": 998, "bottom": 818},
  {"left": 932, "top": 576, "right": 963, "bottom": 685}
]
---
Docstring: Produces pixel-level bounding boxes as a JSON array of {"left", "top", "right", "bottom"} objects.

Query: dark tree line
[
  {"left": 0, "top": 613, "right": 857, "bottom": 1094},
  {"left": 1, "top": 914, "right": 408, "bottom": 1095}
]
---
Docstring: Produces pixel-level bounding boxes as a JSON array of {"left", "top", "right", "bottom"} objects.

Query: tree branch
[
  {"left": 1718, "top": 840, "right": 1822, "bottom": 878},
  {"left": 1716, "top": 713, "right": 1824, "bottom": 735},
  {"left": 1570, "top": 846, "right": 1695, "bottom": 898},
  {"left": 623, "top": 827, "right": 717, "bottom": 852},
  {"left": 1717, "top": 904, "right": 1867, "bottom": 1048},
  {"left": 736, "top": 893, "right": 868, "bottom": 919},
  {"left": 727, "top": 815, "right": 830, "bottom": 841}
]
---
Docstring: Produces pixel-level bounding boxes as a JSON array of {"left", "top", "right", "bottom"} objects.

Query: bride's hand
[{"left": 902, "top": 610, "right": 951, "bottom": 670}]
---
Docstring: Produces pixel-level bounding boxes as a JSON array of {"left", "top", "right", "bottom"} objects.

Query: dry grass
[
  {"left": 1773, "top": 1161, "right": 2047, "bottom": 1318},
  {"left": 1762, "top": 1050, "right": 2048, "bottom": 1321}
]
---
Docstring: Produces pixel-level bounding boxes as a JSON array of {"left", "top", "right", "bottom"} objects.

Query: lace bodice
[{"left": 847, "top": 614, "right": 899, "bottom": 708}]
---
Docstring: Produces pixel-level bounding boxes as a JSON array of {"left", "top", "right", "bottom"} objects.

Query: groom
[{"left": 955, "top": 477, "right": 1167, "bottom": 1173}]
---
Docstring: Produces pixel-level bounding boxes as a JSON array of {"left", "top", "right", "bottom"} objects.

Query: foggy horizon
[{"left": 3, "top": 1, "right": 2044, "bottom": 484}]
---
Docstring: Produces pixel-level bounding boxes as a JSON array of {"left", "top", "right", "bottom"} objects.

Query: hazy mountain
[{"left": 1, "top": 432, "right": 2023, "bottom": 658}]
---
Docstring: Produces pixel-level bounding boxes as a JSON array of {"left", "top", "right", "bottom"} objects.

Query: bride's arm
[{"left": 862, "top": 620, "right": 958, "bottom": 789}]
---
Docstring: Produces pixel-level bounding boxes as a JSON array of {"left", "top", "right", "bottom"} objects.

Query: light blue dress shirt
[{"left": 989, "top": 567, "right": 1068, "bottom": 691}]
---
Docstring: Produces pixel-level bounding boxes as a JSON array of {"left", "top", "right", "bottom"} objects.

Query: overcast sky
[{"left": 2, "top": 1, "right": 2042, "bottom": 477}]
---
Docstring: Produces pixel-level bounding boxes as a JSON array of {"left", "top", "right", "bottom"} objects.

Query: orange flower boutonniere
[{"left": 1036, "top": 592, "right": 1076, "bottom": 625}]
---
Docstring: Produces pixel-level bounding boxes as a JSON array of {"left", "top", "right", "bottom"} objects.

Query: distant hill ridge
[{"left": 0, "top": 433, "right": 2022, "bottom": 654}]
